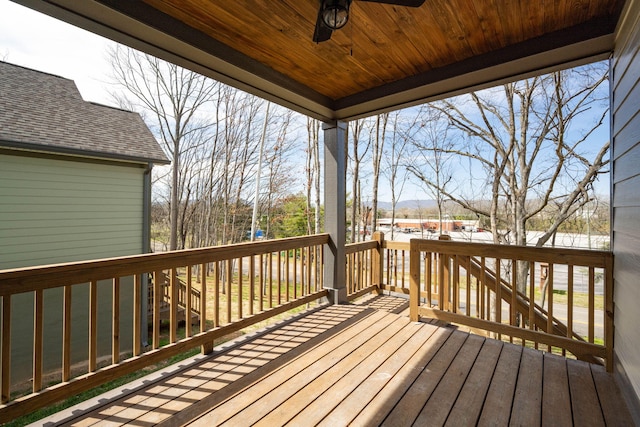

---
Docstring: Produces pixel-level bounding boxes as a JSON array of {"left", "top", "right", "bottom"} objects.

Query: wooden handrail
[{"left": 0, "top": 234, "right": 331, "bottom": 295}]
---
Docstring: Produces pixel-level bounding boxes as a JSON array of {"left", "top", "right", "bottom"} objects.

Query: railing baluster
[
  {"left": 547, "top": 264, "right": 554, "bottom": 352},
  {"left": 409, "top": 241, "right": 420, "bottom": 321},
  {"left": 567, "top": 265, "right": 574, "bottom": 340},
  {"left": 285, "top": 251, "right": 290, "bottom": 302},
  {"left": 89, "top": 280, "right": 97, "bottom": 372},
  {"left": 393, "top": 250, "right": 398, "bottom": 289},
  {"left": 259, "top": 253, "right": 265, "bottom": 311},
  {"left": 466, "top": 259, "right": 471, "bottom": 317},
  {"left": 588, "top": 266, "right": 595, "bottom": 343},
  {"left": 292, "top": 251, "right": 297, "bottom": 300},
  {"left": 486, "top": 260, "right": 491, "bottom": 323},
  {"left": 201, "top": 262, "right": 212, "bottom": 355},
  {"left": 170, "top": 268, "right": 177, "bottom": 344},
  {"left": 63, "top": 285, "right": 72, "bottom": 379},
  {"left": 226, "top": 259, "right": 232, "bottom": 324},
  {"left": 300, "top": 248, "right": 305, "bottom": 296},
  {"left": 153, "top": 271, "right": 161, "bottom": 349},
  {"left": 401, "top": 250, "right": 406, "bottom": 289},
  {"left": 453, "top": 255, "right": 459, "bottom": 313},
  {"left": 346, "top": 254, "right": 351, "bottom": 293},
  {"left": 2, "top": 295, "right": 11, "bottom": 403},
  {"left": 438, "top": 252, "right": 445, "bottom": 310},
  {"left": 249, "top": 256, "right": 255, "bottom": 316},
  {"left": 259, "top": 254, "right": 264, "bottom": 312},
  {"left": 33, "top": 289, "right": 43, "bottom": 392},
  {"left": 112, "top": 278, "right": 120, "bottom": 364},
  {"left": 277, "top": 251, "right": 282, "bottom": 305},
  {"left": 480, "top": 257, "right": 486, "bottom": 320},
  {"left": 133, "top": 275, "right": 141, "bottom": 357},
  {"left": 355, "top": 252, "right": 361, "bottom": 293},
  {"left": 426, "top": 253, "right": 432, "bottom": 307},
  {"left": 385, "top": 249, "right": 390, "bottom": 286},
  {"left": 367, "top": 246, "right": 373, "bottom": 289},
  {"left": 528, "top": 261, "right": 536, "bottom": 348},
  {"left": 186, "top": 266, "right": 192, "bottom": 337},
  {"left": 495, "top": 258, "right": 501, "bottom": 326},
  {"left": 268, "top": 252, "right": 273, "bottom": 308},
  {"left": 211, "top": 262, "right": 217, "bottom": 328},
  {"left": 511, "top": 261, "right": 517, "bottom": 328},
  {"left": 319, "top": 244, "right": 324, "bottom": 291},
  {"left": 237, "top": 257, "right": 243, "bottom": 320}
]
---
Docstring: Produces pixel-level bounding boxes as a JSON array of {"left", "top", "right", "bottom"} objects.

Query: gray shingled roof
[{"left": 0, "top": 61, "right": 169, "bottom": 164}]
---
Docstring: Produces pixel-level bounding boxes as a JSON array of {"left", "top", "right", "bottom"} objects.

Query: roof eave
[{"left": 0, "top": 140, "right": 171, "bottom": 166}]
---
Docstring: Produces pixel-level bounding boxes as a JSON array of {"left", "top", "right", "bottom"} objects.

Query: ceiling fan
[{"left": 313, "top": 0, "right": 426, "bottom": 43}]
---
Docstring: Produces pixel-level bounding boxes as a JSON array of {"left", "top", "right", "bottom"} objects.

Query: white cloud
[{"left": 0, "top": 0, "right": 117, "bottom": 105}]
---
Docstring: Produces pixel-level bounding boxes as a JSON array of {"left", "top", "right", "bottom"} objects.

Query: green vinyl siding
[
  {"left": 0, "top": 152, "right": 145, "bottom": 387},
  {"left": 0, "top": 153, "right": 145, "bottom": 269}
]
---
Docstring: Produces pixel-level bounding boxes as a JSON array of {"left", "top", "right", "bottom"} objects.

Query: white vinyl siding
[
  {"left": 612, "top": 0, "right": 640, "bottom": 419},
  {"left": 0, "top": 153, "right": 145, "bottom": 269}
]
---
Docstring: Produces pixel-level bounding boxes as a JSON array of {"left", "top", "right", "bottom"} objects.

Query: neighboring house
[{"left": 0, "top": 61, "right": 169, "bottom": 387}]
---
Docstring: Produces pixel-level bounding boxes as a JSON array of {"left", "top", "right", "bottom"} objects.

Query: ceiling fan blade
[
  {"left": 358, "top": 0, "right": 426, "bottom": 6},
  {"left": 313, "top": 5, "right": 333, "bottom": 42}
]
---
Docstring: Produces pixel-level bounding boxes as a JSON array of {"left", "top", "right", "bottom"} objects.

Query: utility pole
[{"left": 251, "top": 101, "right": 270, "bottom": 241}]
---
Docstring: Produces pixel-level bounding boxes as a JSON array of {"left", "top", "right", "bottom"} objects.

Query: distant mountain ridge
[{"left": 376, "top": 199, "right": 437, "bottom": 210}]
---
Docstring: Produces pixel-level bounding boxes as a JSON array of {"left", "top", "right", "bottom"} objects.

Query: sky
[
  {"left": 0, "top": 0, "right": 116, "bottom": 106},
  {"left": 0, "top": 0, "right": 610, "bottom": 202}
]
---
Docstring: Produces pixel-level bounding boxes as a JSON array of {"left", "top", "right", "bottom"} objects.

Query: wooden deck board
[
  {"left": 414, "top": 333, "right": 485, "bottom": 425},
  {"left": 209, "top": 312, "right": 405, "bottom": 426},
  {"left": 317, "top": 322, "right": 445, "bottom": 427},
  {"left": 381, "top": 329, "right": 469, "bottom": 425},
  {"left": 270, "top": 318, "right": 423, "bottom": 426},
  {"left": 477, "top": 341, "right": 523, "bottom": 426},
  {"left": 567, "top": 358, "right": 606, "bottom": 426},
  {"left": 591, "top": 364, "right": 634, "bottom": 425},
  {"left": 444, "top": 338, "right": 503, "bottom": 426},
  {"left": 542, "top": 353, "right": 573, "bottom": 426},
  {"left": 40, "top": 295, "right": 633, "bottom": 427},
  {"left": 511, "top": 348, "right": 543, "bottom": 426}
]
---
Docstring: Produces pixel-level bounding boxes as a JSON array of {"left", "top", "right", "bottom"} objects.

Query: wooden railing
[
  {"left": 381, "top": 239, "right": 411, "bottom": 295},
  {"left": 346, "top": 232, "right": 412, "bottom": 297},
  {"left": 0, "top": 231, "right": 616, "bottom": 421},
  {"left": 408, "top": 238, "right": 613, "bottom": 370},
  {"left": 0, "top": 234, "right": 329, "bottom": 422}
]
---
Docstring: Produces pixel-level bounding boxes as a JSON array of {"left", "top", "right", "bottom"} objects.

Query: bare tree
[
  {"left": 108, "top": 45, "right": 218, "bottom": 250},
  {"left": 348, "top": 118, "right": 372, "bottom": 242},
  {"left": 384, "top": 111, "right": 420, "bottom": 240},
  {"left": 371, "top": 113, "right": 388, "bottom": 233},
  {"left": 306, "top": 118, "right": 322, "bottom": 235},
  {"left": 410, "top": 63, "right": 610, "bottom": 295},
  {"left": 407, "top": 106, "right": 456, "bottom": 234}
]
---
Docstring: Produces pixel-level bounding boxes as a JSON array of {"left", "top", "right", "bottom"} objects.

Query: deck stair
[{"left": 148, "top": 270, "right": 201, "bottom": 323}]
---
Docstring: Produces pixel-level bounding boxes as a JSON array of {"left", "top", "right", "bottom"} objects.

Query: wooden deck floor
[{"left": 39, "top": 295, "right": 632, "bottom": 426}]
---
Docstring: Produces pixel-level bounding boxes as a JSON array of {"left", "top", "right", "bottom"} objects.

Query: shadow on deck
[{"left": 36, "top": 295, "right": 631, "bottom": 426}]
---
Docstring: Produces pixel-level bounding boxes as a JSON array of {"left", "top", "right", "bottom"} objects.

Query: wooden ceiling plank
[
  {"left": 468, "top": 0, "right": 506, "bottom": 52},
  {"left": 428, "top": 0, "right": 476, "bottom": 63},
  {"left": 56, "top": 0, "right": 621, "bottom": 116}
]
